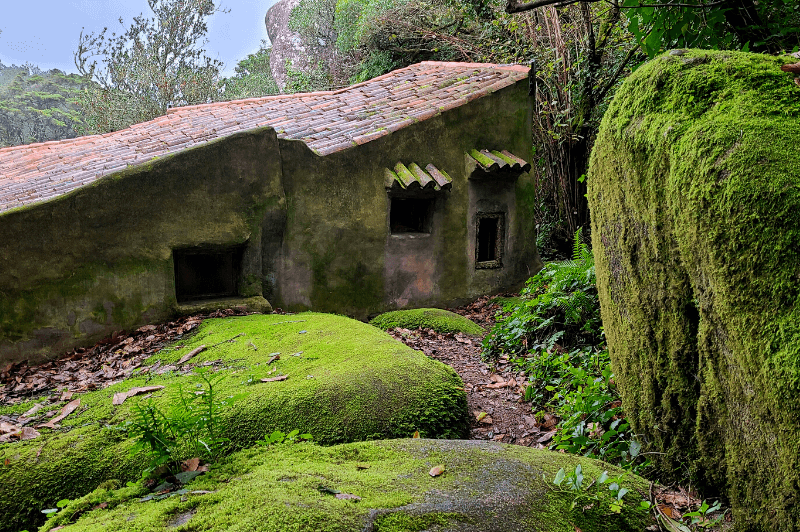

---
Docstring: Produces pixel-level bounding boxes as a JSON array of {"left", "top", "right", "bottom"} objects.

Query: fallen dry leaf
[
  {"left": 39, "top": 398, "right": 80, "bottom": 429},
  {"left": 60, "top": 391, "right": 74, "bottom": 401},
  {"left": 412, "top": 431, "right": 420, "bottom": 438},
  {"left": 182, "top": 457, "right": 201, "bottom": 472},
  {"left": 485, "top": 381, "right": 508, "bottom": 389},
  {"left": 112, "top": 385, "right": 165, "bottom": 406},
  {"left": 178, "top": 345, "right": 207, "bottom": 365},
  {"left": 21, "top": 402, "right": 45, "bottom": 419},
  {"left": 18, "top": 426, "right": 40, "bottom": 440},
  {"left": 261, "top": 375, "right": 288, "bottom": 382},
  {"left": 537, "top": 430, "right": 557, "bottom": 444},
  {"left": 266, "top": 353, "right": 280, "bottom": 365},
  {"left": 429, "top": 465, "right": 446, "bottom": 477},
  {"left": 356, "top": 463, "right": 371, "bottom": 470},
  {"left": 475, "top": 412, "right": 489, "bottom": 422},
  {"left": 489, "top": 374, "right": 503, "bottom": 383}
]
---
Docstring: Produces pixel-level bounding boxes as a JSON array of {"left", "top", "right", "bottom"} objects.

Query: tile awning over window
[
  {"left": 467, "top": 149, "right": 531, "bottom": 179},
  {"left": 384, "top": 162, "right": 452, "bottom": 192}
]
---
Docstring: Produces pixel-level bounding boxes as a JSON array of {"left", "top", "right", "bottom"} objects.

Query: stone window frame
[{"left": 475, "top": 212, "right": 504, "bottom": 269}]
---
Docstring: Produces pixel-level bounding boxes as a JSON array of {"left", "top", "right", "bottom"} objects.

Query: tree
[
  {"left": 0, "top": 65, "right": 87, "bottom": 147},
  {"left": 74, "top": 0, "right": 227, "bottom": 134},
  {"left": 506, "top": 0, "right": 800, "bottom": 55},
  {"left": 219, "top": 41, "right": 280, "bottom": 100}
]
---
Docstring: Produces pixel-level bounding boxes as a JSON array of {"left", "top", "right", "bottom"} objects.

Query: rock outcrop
[
  {"left": 0, "top": 313, "right": 469, "bottom": 532},
  {"left": 265, "top": 0, "right": 311, "bottom": 91},
  {"left": 588, "top": 49, "right": 800, "bottom": 531},
  {"left": 44, "top": 439, "right": 654, "bottom": 532}
]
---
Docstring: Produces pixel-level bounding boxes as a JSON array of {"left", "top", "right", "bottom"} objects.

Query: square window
[
  {"left": 390, "top": 197, "right": 433, "bottom": 234},
  {"left": 174, "top": 246, "right": 244, "bottom": 302},
  {"left": 476, "top": 213, "right": 504, "bottom": 268}
]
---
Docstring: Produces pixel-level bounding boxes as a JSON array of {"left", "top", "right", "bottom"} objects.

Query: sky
[{"left": 0, "top": 0, "right": 281, "bottom": 77}]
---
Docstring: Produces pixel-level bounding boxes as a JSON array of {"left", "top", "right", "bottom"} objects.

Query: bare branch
[{"left": 506, "top": 0, "right": 730, "bottom": 14}]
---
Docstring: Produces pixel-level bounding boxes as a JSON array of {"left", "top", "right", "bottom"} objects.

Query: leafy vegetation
[
  {"left": 119, "top": 368, "right": 230, "bottom": 473},
  {"left": 483, "top": 231, "right": 647, "bottom": 473},
  {"left": 0, "top": 63, "right": 86, "bottom": 147},
  {"left": 483, "top": 228, "right": 601, "bottom": 358},
  {"left": 219, "top": 41, "right": 280, "bottom": 100},
  {"left": 73, "top": 0, "right": 227, "bottom": 134}
]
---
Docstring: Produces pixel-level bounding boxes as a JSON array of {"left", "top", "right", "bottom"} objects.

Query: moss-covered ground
[
  {"left": 370, "top": 309, "right": 483, "bottom": 335},
  {"left": 41, "top": 439, "right": 653, "bottom": 532},
  {"left": 0, "top": 313, "right": 469, "bottom": 532},
  {"left": 588, "top": 49, "right": 800, "bottom": 530}
]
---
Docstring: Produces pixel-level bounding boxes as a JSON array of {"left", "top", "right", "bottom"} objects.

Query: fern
[{"left": 482, "top": 229, "right": 602, "bottom": 359}]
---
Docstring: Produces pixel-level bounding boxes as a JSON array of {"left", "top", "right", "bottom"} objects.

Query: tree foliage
[
  {"left": 219, "top": 41, "right": 280, "bottom": 100},
  {"left": 74, "top": 0, "right": 226, "bottom": 134},
  {"left": 506, "top": 0, "right": 799, "bottom": 55},
  {"left": 0, "top": 64, "right": 87, "bottom": 147}
]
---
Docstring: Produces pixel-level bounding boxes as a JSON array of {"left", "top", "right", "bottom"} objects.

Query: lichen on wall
[{"left": 588, "top": 49, "right": 800, "bottom": 530}]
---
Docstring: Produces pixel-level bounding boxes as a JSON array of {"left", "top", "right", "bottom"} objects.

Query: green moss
[
  {"left": 370, "top": 309, "right": 483, "bottom": 335},
  {"left": 0, "top": 313, "right": 469, "bottom": 532},
  {"left": 588, "top": 49, "right": 800, "bottom": 530},
  {"left": 42, "top": 439, "right": 653, "bottom": 532}
]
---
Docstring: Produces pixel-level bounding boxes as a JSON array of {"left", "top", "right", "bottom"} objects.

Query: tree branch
[{"left": 506, "top": 0, "right": 730, "bottom": 14}]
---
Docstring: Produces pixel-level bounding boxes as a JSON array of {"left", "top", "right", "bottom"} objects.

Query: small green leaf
[{"left": 553, "top": 468, "right": 565, "bottom": 486}]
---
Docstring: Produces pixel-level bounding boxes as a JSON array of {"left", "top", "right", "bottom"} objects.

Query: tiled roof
[
  {"left": 385, "top": 162, "right": 452, "bottom": 192},
  {"left": 0, "top": 61, "right": 529, "bottom": 215},
  {"left": 467, "top": 149, "right": 532, "bottom": 178}
]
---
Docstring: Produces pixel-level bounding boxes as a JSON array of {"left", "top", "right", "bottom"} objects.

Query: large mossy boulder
[
  {"left": 0, "top": 313, "right": 469, "bottom": 532},
  {"left": 42, "top": 439, "right": 653, "bottom": 532},
  {"left": 588, "top": 49, "right": 800, "bottom": 531}
]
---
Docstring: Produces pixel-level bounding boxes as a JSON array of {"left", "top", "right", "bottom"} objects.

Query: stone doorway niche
[{"left": 173, "top": 244, "right": 245, "bottom": 302}]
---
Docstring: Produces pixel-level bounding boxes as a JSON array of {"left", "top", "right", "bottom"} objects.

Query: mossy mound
[
  {"left": 0, "top": 313, "right": 469, "bottom": 532},
  {"left": 588, "top": 49, "right": 800, "bottom": 530},
  {"left": 42, "top": 439, "right": 653, "bottom": 532},
  {"left": 370, "top": 308, "right": 483, "bottom": 335}
]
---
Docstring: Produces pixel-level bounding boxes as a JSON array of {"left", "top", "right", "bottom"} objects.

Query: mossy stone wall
[
  {"left": 0, "top": 129, "right": 284, "bottom": 365},
  {"left": 276, "top": 81, "right": 541, "bottom": 318},
  {"left": 588, "top": 49, "right": 800, "bottom": 531},
  {"left": 0, "top": 77, "right": 542, "bottom": 364}
]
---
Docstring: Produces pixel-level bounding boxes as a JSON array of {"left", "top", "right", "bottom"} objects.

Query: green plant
[
  {"left": 257, "top": 429, "right": 314, "bottom": 446},
  {"left": 119, "top": 368, "right": 230, "bottom": 473},
  {"left": 551, "top": 464, "right": 650, "bottom": 515},
  {"left": 684, "top": 500, "right": 724, "bottom": 529},
  {"left": 483, "top": 228, "right": 601, "bottom": 360}
]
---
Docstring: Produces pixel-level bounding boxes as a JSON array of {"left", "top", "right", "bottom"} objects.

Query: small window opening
[
  {"left": 390, "top": 197, "right": 433, "bottom": 234},
  {"left": 174, "top": 246, "right": 244, "bottom": 303},
  {"left": 476, "top": 213, "right": 503, "bottom": 268}
]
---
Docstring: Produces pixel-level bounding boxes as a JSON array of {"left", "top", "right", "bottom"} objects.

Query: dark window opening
[
  {"left": 476, "top": 213, "right": 503, "bottom": 268},
  {"left": 174, "top": 246, "right": 244, "bottom": 303},
  {"left": 390, "top": 197, "right": 433, "bottom": 234}
]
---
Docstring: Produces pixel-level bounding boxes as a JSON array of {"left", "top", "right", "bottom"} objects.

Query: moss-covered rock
[
  {"left": 42, "top": 439, "right": 653, "bottom": 532},
  {"left": 370, "top": 309, "right": 483, "bottom": 335},
  {"left": 0, "top": 313, "right": 469, "bottom": 532},
  {"left": 588, "top": 49, "right": 800, "bottom": 531}
]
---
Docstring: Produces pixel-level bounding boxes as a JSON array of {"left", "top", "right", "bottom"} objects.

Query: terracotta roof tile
[{"left": 0, "top": 61, "right": 528, "bottom": 214}]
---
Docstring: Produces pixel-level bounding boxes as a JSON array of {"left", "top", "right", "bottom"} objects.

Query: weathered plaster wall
[
  {"left": 588, "top": 49, "right": 800, "bottom": 531},
  {"left": 0, "top": 129, "right": 284, "bottom": 364},
  {"left": 0, "top": 79, "right": 541, "bottom": 363},
  {"left": 276, "top": 81, "right": 541, "bottom": 318}
]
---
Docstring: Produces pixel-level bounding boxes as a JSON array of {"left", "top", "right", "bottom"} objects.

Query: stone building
[{"left": 0, "top": 61, "right": 541, "bottom": 364}]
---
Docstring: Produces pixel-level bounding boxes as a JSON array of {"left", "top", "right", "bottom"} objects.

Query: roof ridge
[{"left": 419, "top": 61, "right": 530, "bottom": 73}]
